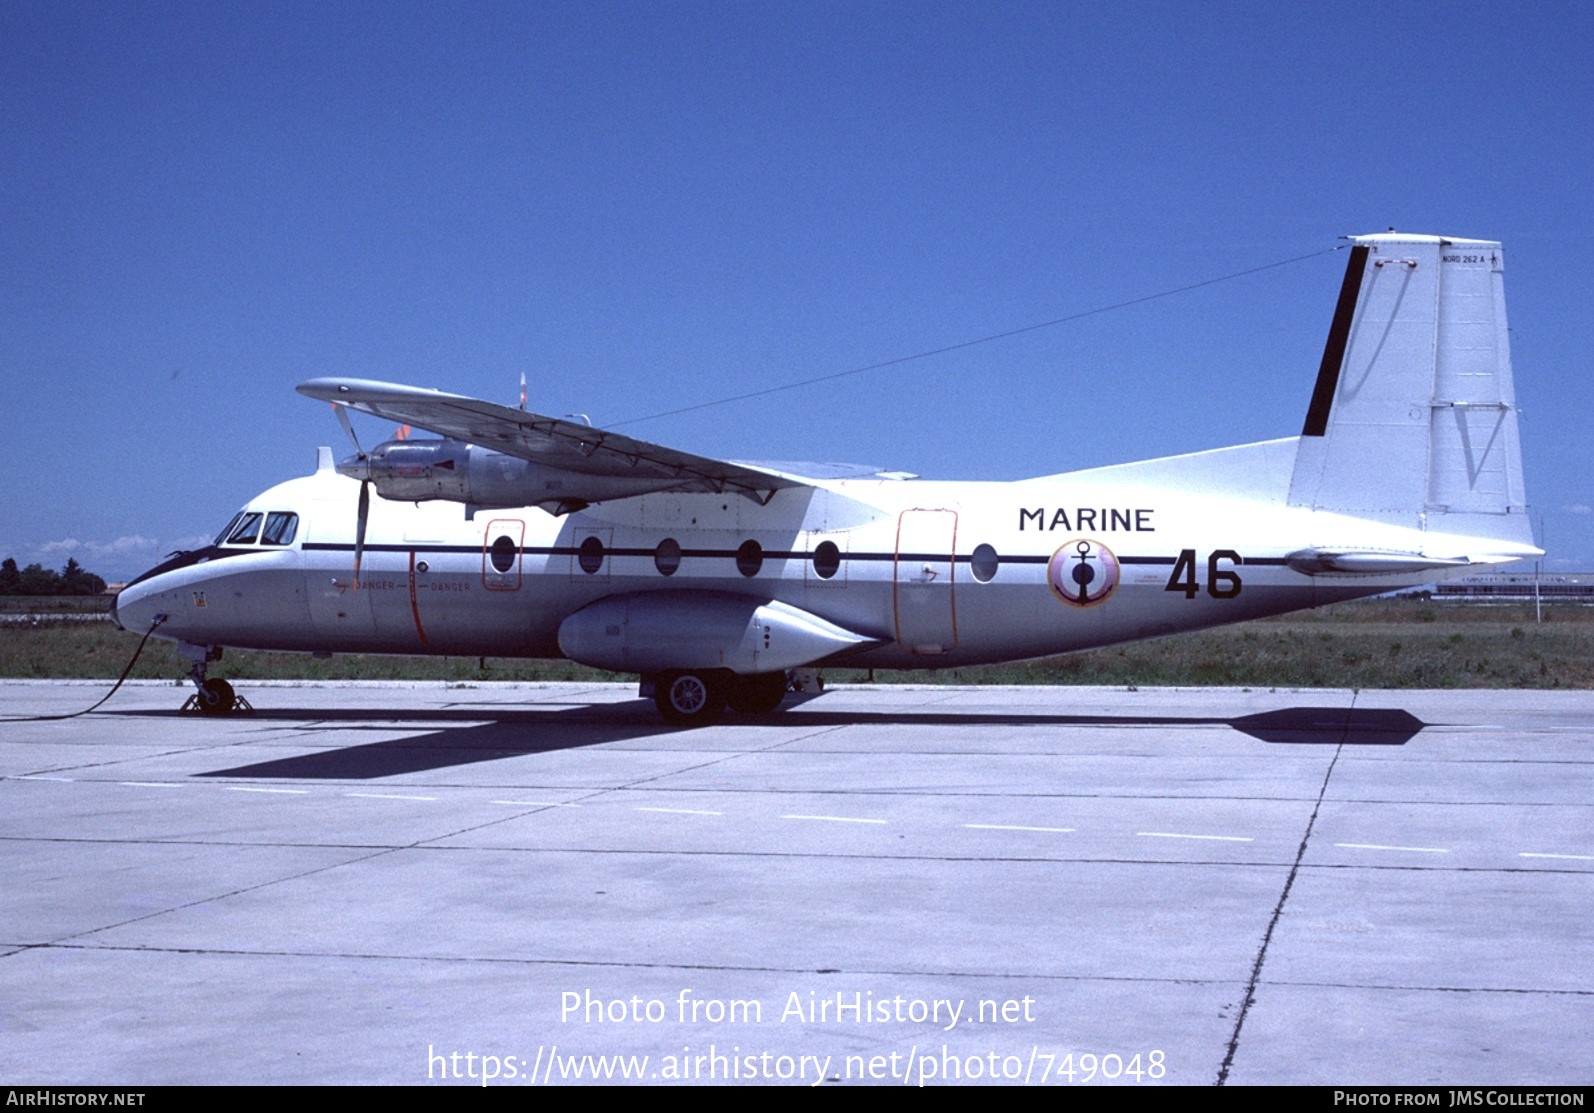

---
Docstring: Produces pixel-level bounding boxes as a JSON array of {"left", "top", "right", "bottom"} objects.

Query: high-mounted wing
[{"left": 297, "top": 378, "right": 808, "bottom": 509}]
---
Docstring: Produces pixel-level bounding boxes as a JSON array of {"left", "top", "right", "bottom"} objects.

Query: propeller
[{"left": 330, "top": 403, "right": 372, "bottom": 590}]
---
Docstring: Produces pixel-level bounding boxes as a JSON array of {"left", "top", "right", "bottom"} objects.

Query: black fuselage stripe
[
  {"left": 295, "top": 543, "right": 1278, "bottom": 567},
  {"left": 1302, "top": 243, "right": 1369, "bottom": 437}
]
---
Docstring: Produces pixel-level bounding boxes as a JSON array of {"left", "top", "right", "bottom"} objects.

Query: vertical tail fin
[{"left": 1287, "top": 233, "right": 1534, "bottom": 548}]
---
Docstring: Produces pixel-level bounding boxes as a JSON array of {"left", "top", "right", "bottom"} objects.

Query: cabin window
[
  {"left": 736, "top": 539, "right": 763, "bottom": 577},
  {"left": 489, "top": 535, "right": 517, "bottom": 573},
  {"left": 654, "top": 538, "right": 682, "bottom": 576},
  {"left": 970, "top": 543, "right": 999, "bottom": 583},
  {"left": 578, "top": 535, "right": 605, "bottom": 575},
  {"left": 260, "top": 512, "right": 299, "bottom": 546},
  {"left": 813, "top": 540, "right": 841, "bottom": 579},
  {"left": 226, "top": 513, "right": 263, "bottom": 545}
]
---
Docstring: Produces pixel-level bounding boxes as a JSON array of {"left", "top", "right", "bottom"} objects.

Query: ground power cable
[{"left": 0, "top": 616, "right": 168, "bottom": 723}]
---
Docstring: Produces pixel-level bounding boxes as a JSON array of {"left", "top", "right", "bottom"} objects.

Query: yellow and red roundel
[{"left": 1047, "top": 539, "right": 1120, "bottom": 608}]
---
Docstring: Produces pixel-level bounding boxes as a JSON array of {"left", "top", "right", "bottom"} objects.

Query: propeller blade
[
  {"left": 353, "top": 480, "right": 370, "bottom": 590},
  {"left": 333, "top": 403, "right": 364, "bottom": 458}
]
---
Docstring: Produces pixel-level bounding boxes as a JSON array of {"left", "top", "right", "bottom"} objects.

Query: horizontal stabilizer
[{"left": 1285, "top": 549, "right": 1474, "bottom": 576}]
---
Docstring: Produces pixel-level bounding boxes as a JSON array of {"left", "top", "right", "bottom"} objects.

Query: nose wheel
[{"left": 179, "top": 647, "right": 252, "bottom": 716}]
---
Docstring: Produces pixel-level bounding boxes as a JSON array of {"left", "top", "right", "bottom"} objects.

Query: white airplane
[{"left": 112, "top": 232, "right": 1539, "bottom": 724}]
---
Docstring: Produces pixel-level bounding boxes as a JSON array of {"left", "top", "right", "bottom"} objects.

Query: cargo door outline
[
  {"left": 894, "top": 509, "right": 957, "bottom": 654},
  {"left": 482, "top": 518, "right": 525, "bottom": 591}
]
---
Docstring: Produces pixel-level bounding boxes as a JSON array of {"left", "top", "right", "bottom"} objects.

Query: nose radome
[{"left": 110, "top": 578, "right": 167, "bottom": 636}]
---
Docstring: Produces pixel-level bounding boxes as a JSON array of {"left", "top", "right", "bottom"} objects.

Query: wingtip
[{"left": 295, "top": 377, "right": 354, "bottom": 401}]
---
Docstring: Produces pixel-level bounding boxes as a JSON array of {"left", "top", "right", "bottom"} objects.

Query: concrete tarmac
[{"left": 1, "top": 680, "right": 1590, "bottom": 1086}]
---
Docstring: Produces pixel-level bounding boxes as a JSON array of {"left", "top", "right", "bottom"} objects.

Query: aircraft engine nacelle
[
  {"left": 557, "top": 591, "right": 878, "bottom": 675},
  {"left": 347, "top": 439, "right": 686, "bottom": 512}
]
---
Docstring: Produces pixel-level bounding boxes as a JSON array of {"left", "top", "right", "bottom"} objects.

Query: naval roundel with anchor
[{"left": 1047, "top": 539, "right": 1120, "bottom": 608}]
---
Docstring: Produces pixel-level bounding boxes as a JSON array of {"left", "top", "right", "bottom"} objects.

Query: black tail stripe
[{"left": 1301, "top": 244, "right": 1370, "bottom": 437}]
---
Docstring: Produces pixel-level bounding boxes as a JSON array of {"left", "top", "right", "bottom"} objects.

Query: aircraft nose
[{"left": 110, "top": 577, "right": 169, "bottom": 637}]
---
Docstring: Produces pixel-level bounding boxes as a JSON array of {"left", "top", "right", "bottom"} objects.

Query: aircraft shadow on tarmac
[{"left": 119, "top": 702, "right": 1430, "bottom": 781}]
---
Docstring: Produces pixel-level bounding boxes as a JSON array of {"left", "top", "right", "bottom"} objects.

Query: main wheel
[
  {"left": 654, "top": 671, "right": 728, "bottom": 727},
  {"left": 728, "top": 672, "right": 788, "bottom": 715},
  {"left": 197, "top": 677, "right": 235, "bottom": 716}
]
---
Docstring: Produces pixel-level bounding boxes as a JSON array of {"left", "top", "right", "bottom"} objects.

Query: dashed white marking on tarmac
[
  {"left": 17, "top": 775, "right": 74, "bottom": 782},
  {"left": 345, "top": 792, "right": 437, "bottom": 802},
  {"left": 1137, "top": 832, "right": 1254, "bottom": 842},
  {"left": 782, "top": 814, "right": 887, "bottom": 825},
  {"left": 120, "top": 782, "right": 182, "bottom": 788},
  {"left": 637, "top": 807, "right": 725, "bottom": 816},
  {"left": 491, "top": 800, "right": 579, "bottom": 807},
  {"left": 225, "top": 787, "right": 309, "bottom": 795},
  {"left": 964, "top": 823, "right": 1076, "bottom": 833},
  {"left": 1335, "top": 842, "right": 1449, "bottom": 854},
  {"left": 1520, "top": 852, "right": 1594, "bottom": 861}
]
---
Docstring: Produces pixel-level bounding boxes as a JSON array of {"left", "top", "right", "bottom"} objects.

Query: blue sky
[{"left": 4, "top": 1, "right": 1591, "bottom": 579}]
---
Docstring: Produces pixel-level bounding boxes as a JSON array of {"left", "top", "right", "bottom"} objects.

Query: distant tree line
[{"left": 0, "top": 556, "right": 108, "bottom": 596}]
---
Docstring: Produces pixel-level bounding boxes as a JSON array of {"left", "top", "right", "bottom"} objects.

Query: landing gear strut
[
  {"left": 728, "top": 672, "right": 788, "bottom": 715},
  {"left": 648, "top": 669, "right": 804, "bottom": 725},
  {"left": 178, "top": 643, "right": 252, "bottom": 716}
]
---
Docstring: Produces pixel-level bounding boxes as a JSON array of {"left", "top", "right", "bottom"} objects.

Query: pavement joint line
[
  {"left": 14, "top": 940, "right": 1250, "bottom": 985},
  {"left": 31, "top": 845, "right": 403, "bottom": 950},
  {"left": 13, "top": 778, "right": 1588, "bottom": 868},
  {"left": 491, "top": 800, "right": 579, "bottom": 807},
  {"left": 1215, "top": 696, "right": 1352, "bottom": 1086},
  {"left": 394, "top": 717, "right": 859, "bottom": 851}
]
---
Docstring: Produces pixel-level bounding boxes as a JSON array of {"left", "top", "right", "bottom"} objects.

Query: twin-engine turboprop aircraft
[{"left": 112, "top": 233, "right": 1539, "bottom": 723}]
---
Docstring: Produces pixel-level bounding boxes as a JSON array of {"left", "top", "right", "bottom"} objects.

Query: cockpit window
[
  {"left": 260, "top": 512, "right": 298, "bottom": 546},
  {"left": 226, "top": 512, "right": 263, "bottom": 545},
  {"left": 213, "top": 513, "right": 244, "bottom": 545}
]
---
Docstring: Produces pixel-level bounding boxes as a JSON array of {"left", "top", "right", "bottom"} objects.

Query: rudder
[{"left": 1287, "top": 233, "right": 1534, "bottom": 548}]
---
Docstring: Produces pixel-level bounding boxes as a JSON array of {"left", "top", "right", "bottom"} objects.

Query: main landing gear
[
  {"left": 650, "top": 669, "right": 818, "bottom": 727},
  {"left": 177, "top": 643, "right": 253, "bottom": 717}
]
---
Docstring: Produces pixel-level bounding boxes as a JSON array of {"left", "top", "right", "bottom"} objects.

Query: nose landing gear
[{"left": 178, "top": 643, "right": 253, "bottom": 716}]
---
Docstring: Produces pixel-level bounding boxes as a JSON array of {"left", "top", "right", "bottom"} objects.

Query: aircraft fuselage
[
  {"left": 110, "top": 233, "right": 1542, "bottom": 722},
  {"left": 113, "top": 442, "right": 1474, "bottom": 672}
]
